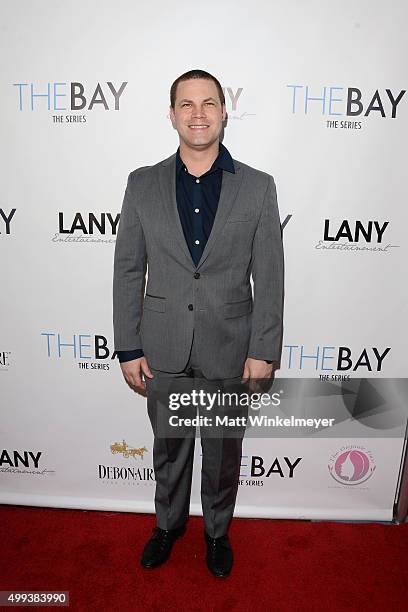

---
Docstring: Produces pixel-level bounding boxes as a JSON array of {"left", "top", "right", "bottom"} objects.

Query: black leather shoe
[
  {"left": 140, "top": 525, "right": 186, "bottom": 568},
  {"left": 204, "top": 531, "right": 233, "bottom": 577}
]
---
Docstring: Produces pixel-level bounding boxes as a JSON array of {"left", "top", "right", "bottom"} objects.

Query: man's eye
[{"left": 206, "top": 102, "right": 215, "bottom": 106}]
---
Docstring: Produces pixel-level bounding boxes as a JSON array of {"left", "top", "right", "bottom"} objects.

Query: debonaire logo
[{"left": 328, "top": 445, "right": 376, "bottom": 485}]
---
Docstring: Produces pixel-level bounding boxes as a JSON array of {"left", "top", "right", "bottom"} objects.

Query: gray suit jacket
[{"left": 113, "top": 149, "right": 284, "bottom": 379}]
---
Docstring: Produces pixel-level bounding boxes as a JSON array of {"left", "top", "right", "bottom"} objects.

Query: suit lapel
[
  {"left": 158, "top": 153, "right": 194, "bottom": 266},
  {"left": 158, "top": 151, "right": 244, "bottom": 270},
  {"left": 196, "top": 163, "right": 243, "bottom": 269}
]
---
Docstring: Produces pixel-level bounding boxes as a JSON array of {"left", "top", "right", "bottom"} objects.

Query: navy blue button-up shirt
[
  {"left": 175, "top": 141, "right": 235, "bottom": 266},
  {"left": 116, "top": 143, "right": 273, "bottom": 364}
]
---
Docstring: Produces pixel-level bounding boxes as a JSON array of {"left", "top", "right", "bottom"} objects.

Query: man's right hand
[{"left": 120, "top": 357, "right": 154, "bottom": 396}]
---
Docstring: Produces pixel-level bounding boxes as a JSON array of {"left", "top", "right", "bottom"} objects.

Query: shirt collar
[{"left": 176, "top": 141, "right": 235, "bottom": 176}]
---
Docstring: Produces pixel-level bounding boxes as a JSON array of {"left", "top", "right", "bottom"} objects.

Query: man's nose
[{"left": 192, "top": 105, "right": 206, "bottom": 117}]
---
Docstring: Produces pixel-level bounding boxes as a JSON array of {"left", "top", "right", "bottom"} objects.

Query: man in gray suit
[{"left": 113, "top": 69, "right": 284, "bottom": 577}]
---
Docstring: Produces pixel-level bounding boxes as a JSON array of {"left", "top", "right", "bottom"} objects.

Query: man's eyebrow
[{"left": 178, "top": 97, "right": 218, "bottom": 104}]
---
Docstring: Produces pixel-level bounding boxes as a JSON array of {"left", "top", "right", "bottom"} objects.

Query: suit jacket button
[
  {"left": 194, "top": 272, "right": 200, "bottom": 279},
  {"left": 188, "top": 304, "right": 194, "bottom": 311}
]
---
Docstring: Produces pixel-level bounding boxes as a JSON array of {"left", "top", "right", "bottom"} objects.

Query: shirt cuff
[{"left": 116, "top": 349, "right": 144, "bottom": 363}]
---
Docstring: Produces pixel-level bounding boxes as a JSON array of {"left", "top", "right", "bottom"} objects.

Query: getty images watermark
[
  {"left": 146, "top": 378, "right": 408, "bottom": 439},
  {"left": 167, "top": 389, "right": 335, "bottom": 430}
]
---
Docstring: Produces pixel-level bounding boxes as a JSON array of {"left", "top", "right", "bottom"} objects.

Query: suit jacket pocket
[
  {"left": 223, "top": 298, "right": 252, "bottom": 319},
  {"left": 144, "top": 294, "right": 166, "bottom": 313},
  {"left": 227, "top": 214, "right": 251, "bottom": 223}
]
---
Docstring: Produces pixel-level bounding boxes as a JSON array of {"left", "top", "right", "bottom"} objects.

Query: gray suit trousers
[{"left": 146, "top": 333, "right": 247, "bottom": 538}]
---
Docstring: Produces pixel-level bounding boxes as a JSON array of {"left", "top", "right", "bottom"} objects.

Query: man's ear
[
  {"left": 222, "top": 103, "right": 227, "bottom": 122},
  {"left": 169, "top": 105, "right": 175, "bottom": 126}
]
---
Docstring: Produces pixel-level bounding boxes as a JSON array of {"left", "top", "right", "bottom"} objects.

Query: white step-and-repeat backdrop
[{"left": 1, "top": 1, "right": 407, "bottom": 521}]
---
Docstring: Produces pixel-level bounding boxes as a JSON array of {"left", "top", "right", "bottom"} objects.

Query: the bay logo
[
  {"left": 287, "top": 85, "right": 405, "bottom": 118},
  {"left": 13, "top": 81, "right": 127, "bottom": 111},
  {"left": 41, "top": 332, "right": 119, "bottom": 369},
  {"left": 284, "top": 345, "right": 391, "bottom": 374},
  {"left": 0, "top": 209, "right": 16, "bottom": 235},
  {"left": 239, "top": 454, "right": 302, "bottom": 486}
]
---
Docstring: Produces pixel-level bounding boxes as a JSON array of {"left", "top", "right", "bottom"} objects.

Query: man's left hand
[{"left": 241, "top": 357, "right": 276, "bottom": 392}]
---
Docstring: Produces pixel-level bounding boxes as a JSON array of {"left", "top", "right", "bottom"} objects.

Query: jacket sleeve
[
  {"left": 247, "top": 175, "right": 285, "bottom": 364},
  {"left": 113, "top": 171, "right": 147, "bottom": 352},
  {"left": 115, "top": 348, "right": 144, "bottom": 363}
]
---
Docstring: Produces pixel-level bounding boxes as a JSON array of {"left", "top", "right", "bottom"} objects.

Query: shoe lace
[
  {"left": 152, "top": 527, "right": 173, "bottom": 550},
  {"left": 207, "top": 535, "right": 229, "bottom": 556}
]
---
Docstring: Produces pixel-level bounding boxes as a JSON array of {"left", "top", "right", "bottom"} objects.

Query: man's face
[{"left": 169, "top": 78, "right": 226, "bottom": 150}]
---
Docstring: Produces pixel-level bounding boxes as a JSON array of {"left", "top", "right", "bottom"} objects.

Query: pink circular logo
[{"left": 328, "top": 446, "right": 376, "bottom": 485}]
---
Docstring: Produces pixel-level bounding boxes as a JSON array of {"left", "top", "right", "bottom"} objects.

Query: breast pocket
[
  {"left": 226, "top": 214, "right": 251, "bottom": 224},
  {"left": 223, "top": 298, "right": 252, "bottom": 319},
  {"left": 144, "top": 294, "right": 166, "bottom": 313}
]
